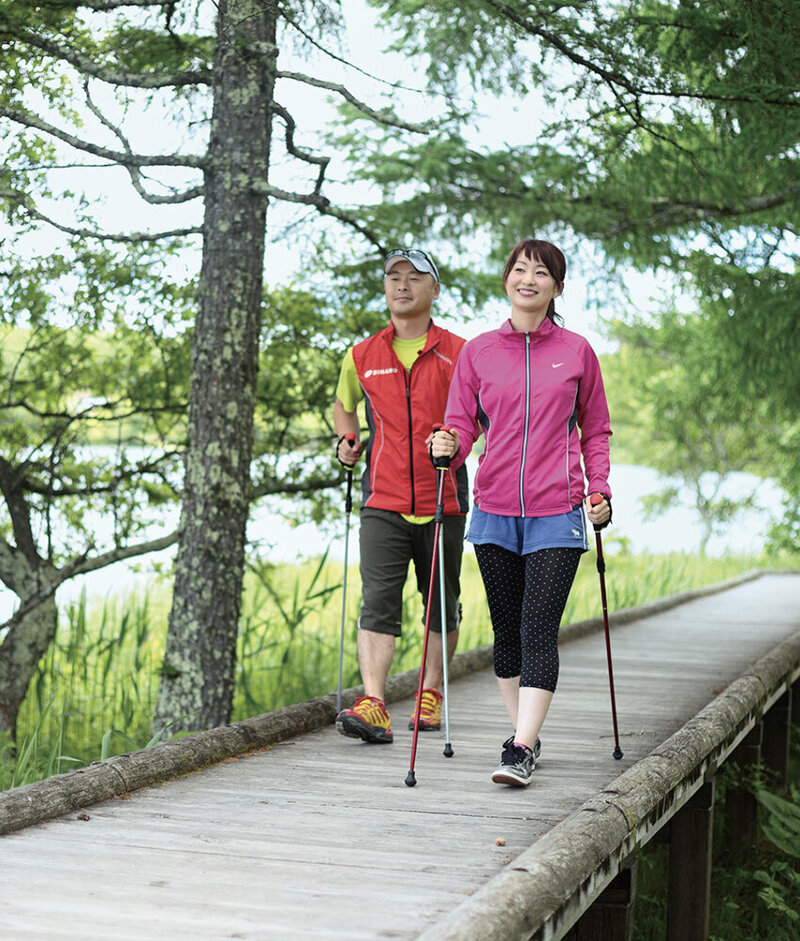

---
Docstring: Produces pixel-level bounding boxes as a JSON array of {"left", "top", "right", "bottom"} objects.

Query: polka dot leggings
[{"left": 474, "top": 544, "right": 582, "bottom": 692}]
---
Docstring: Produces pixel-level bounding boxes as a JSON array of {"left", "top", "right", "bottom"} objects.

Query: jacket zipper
[
  {"left": 520, "top": 333, "right": 531, "bottom": 517},
  {"left": 405, "top": 371, "right": 416, "bottom": 515}
]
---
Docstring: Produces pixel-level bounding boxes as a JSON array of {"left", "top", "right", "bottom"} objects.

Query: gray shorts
[{"left": 358, "top": 508, "right": 466, "bottom": 636}]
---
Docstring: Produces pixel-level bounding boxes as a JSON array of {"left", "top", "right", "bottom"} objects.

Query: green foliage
[
  {"left": 98, "top": 27, "right": 214, "bottom": 77},
  {"left": 635, "top": 726, "right": 800, "bottom": 940},
  {"left": 601, "top": 309, "right": 779, "bottom": 553},
  {"left": 252, "top": 285, "right": 358, "bottom": 522},
  {"left": 2, "top": 588, "right": 166, "bottom": 789},
  {"left": 0, "top": 242, "right": 193, "bottom": 560},
  {"left": 752, "top": 863, "right": 800, "bottom": 932},
  {"left": 757, "top": 788, "right": 800, "bottom": 859},
  {"left": 369, "top": 0, "right": 542, "bottom": 96}
]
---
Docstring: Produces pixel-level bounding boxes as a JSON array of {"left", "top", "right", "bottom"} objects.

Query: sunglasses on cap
[{"left": 383, "top": 249, "right": 440, "bottom": 282}]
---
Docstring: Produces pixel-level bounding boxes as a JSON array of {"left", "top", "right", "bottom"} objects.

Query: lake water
[
  {"left": 252, "top": 461, "right": 783, "bottom": 562},
  {"left": 0, "top": 463, "right": 785, "bottom": 620}
]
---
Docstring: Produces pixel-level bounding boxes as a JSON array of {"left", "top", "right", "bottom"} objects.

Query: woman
[{"left": 431, "top": 239, "right": 612, "bottom": 786}]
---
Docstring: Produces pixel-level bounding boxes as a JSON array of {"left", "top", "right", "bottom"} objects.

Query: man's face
[{"left": 384, "top": 259, "right": 440, "bottom": 320}]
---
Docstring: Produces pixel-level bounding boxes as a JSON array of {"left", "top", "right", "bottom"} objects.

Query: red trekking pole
[
  {"left": 405, "top": 443, "right": 451, "bottom": 787},
  {"left": 590, "top": 493, "right": 623, "bottom": 760}
]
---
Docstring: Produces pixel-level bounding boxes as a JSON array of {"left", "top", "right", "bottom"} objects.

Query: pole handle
[
  {"left": 430, "top": 423, "right": 452, "bottom": 469},
  {"left": 336, "top": 432, "right": 357, "bottom": 466},
  {"left": 336, "top": 434, "right": 357, "bottom": 511},
  {"left": 589, "top": 491, "right": 606, "bottom": 533}
]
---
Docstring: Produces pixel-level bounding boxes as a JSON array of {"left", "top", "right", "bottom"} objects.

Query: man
[{"left": 333, "top": 248, "right": 468, "bottom": 744}]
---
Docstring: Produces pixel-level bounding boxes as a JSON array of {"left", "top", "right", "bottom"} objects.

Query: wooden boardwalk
[{"left": 1, "top": 572, "right": 799, "bottom": 940}]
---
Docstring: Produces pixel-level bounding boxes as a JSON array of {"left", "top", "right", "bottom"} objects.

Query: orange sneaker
[
  {"left": 408, "top": 688, "right": 443, "bottom": 731},
  {"left": 336, "top": 696, "right": 393, "bottom": 744}
]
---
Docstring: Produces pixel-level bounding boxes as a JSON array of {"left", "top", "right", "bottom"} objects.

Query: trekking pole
[
  {"left": 437, "top": 506, "right": 454, "bottom": 759},
  {"left": 336, "top": 433, "right": 357, "bottom": 714},
  {"left": 590, "top": 492, "right": 623, "bottom": 760},
  {"left": 405, "top": 457, "right": 449, "bottom": 787}
]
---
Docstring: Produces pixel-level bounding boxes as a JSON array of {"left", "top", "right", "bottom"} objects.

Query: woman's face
[{"left": 504, "top": 252, "right": 563, "bottom": 322}]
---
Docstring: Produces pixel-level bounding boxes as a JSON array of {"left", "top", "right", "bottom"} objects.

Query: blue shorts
[{"left": 467, "top": 505, "right": 589, "bottom": 556}]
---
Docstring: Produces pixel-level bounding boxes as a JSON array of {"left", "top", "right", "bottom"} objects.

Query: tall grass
[{"left": 1, "top": 545, "right": 790, "bottom": 790}]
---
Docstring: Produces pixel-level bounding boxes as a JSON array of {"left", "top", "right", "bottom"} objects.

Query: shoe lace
[
  {"left": 501, "top": 741, "right": 530, "bottom": 766},
  {"left": 354, "top": 696, "right": 389, "bottom": 726},
  {"left": 418, "top": 689, "right": 441, "bottom": 717}
]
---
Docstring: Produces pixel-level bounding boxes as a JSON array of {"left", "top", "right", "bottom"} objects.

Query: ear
[
  {"left": 554, "top": 282, "right": 564, "bottom": 298},
  {"left": 432, "top": 281, "right": 441, "bottom": 300}
]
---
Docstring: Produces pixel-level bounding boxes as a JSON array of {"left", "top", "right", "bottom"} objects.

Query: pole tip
[
  {"left": 405, "top": 771, "right": 417, "bottom": 787},
  {"left": 613, "top": 746, "right": 624, "bottom": 760},
  {"left": 443, "top": 744, "right": 454, "bottom": 758}
]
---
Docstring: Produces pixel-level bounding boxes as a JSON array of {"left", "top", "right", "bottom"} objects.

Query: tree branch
[
  {"left": 275, "top": 7, "right": 425, "bottom": 96},
  {"left": 0, "top": 530, "right": 179, "bottom": 635},
  {"left": 0, "top": 189, "right": 201, "bottom": 242},
  {"left": 37, "top": 0, "right": 170, "bottom": 8},
  {"left": 271, "top": 101, "right": 329, "bottom": 194},
  {"left": 276, "top": 71, "right": 432, "bottom": 133},
  {"left": 84, "top": 82, "right": 205, "bottom": 204},
  {"left": 249, "top": 180, "right": 384, "bottom": 247},
  {"left": 0, "top": 104, "right": 204, "bottom": 169},
  {"left": 251, "top": 473, "right": 344, "bottom": 500},
  {"left": 15, "top": 28, "right": 211, "bottom": 88},
  {"left": 622, "top": 185, "right": 800, "bottom": 233},
  {"left": 20, "top": 456, "right": 182, "bottom": 501}
]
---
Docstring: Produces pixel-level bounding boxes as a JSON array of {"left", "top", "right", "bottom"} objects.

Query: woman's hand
[
  {"left": 427, "top": 427, "right": 460, "bottom": 460},
  {"left": 585, "top": 493, "right": 611, "bottom": 528}
]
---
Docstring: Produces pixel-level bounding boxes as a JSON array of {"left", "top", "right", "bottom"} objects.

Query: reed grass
[{"left": 1, "top": 544, "right": 790, "bottom": 790}]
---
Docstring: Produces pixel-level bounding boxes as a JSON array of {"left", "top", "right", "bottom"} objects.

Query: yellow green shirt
[{"left": 336, "top": 334, "right": 433, "bottom": 524}]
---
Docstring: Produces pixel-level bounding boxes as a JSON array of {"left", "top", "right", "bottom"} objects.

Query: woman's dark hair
[{"left": 502, "top": 239, "right": 566, "bottom": 324}]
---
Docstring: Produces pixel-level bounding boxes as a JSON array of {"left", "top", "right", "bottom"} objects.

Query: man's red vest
[{"left": 352, "top": 321, "right": 468, "bottom": 516}]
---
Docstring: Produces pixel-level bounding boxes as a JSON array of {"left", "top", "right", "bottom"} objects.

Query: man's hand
[{"left": 337, "top": 433, "right": 363, "bottom": 468}]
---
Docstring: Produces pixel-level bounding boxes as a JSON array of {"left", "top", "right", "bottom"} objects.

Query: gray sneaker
[{"left": 491, "top": 735, "right": 541, "bottom": 786}]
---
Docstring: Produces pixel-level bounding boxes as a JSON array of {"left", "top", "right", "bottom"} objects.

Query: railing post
[
  {"left": 667, "top": 780, "right": 715, "bottom": 941},
  {"left": 723, "top": 723, "right": 762, "bottom": 858},
  {"left": 567, "top": 863, "right": 637, "bottom": 941},
  {"left": 762, "top": 688, "right": 792, "bottom": 792}
]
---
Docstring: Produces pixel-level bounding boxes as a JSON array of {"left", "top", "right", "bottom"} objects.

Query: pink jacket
[{"left": 445, "top": 318, "right": 612, "bottom": 517}]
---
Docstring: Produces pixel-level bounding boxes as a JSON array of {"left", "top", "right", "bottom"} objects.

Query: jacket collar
[
  {"left": 499, "top": 317, "right": 556, "bottom": 340},
  {"left": 381, "top": 318, "right": 439, "bottom": 352}
]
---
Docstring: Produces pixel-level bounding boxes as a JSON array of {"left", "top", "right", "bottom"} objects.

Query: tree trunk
[
  {"left": 0, "top": 594, "right": 58, "bottom": 741},
  {"left": 0, "top": 457, "right": 62, "bottom": 743},
  {"left": 153, "top": 0, "right": 277, "bottom": 734}
]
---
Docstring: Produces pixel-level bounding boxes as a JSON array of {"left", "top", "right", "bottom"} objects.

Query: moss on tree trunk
[{"left": 154, "top": 0, "right": 277, "bottom": 734}]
